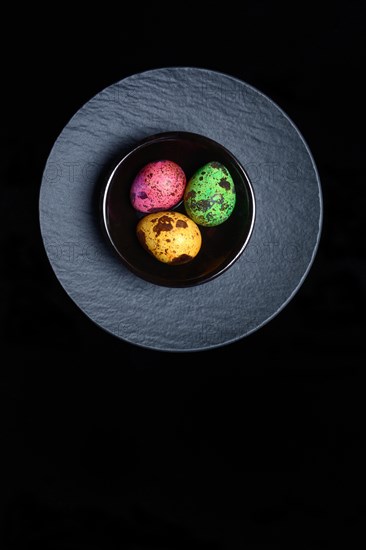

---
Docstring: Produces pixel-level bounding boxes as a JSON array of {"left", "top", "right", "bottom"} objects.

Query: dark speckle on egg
[
  {"left": 219, "top": 178, "right": 230, "bottom": 190},
  {"left": 153, "top": 214, "right": 174, "bottom": 237},
  {"left": 136, "top": 229, "right": 148, "bottom": 250},
  {"left": 171, "top": 254, "right": 193, "bottom": 264},
  {"left": 176, "top": 219, "right": 188, "bottom": 228}
]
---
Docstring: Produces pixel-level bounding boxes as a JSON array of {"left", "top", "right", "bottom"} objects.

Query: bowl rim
[{"left": 101, "top": 130, "right": 256, "bottom": 287}]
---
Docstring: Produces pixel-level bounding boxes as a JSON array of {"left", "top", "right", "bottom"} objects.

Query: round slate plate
[{"left": 39, "top": 67, "right": 322, "bottom": 352}]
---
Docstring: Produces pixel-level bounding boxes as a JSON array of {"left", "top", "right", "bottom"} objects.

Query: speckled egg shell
[
  {"left": 184, "top": 161, "right": 236, "bottom": 227},
  {"left": 136, "top": 211, "right": 202, "bottom": 265},
  {"left": 130, "top": 160, "right": 186, "bottom": 213}
]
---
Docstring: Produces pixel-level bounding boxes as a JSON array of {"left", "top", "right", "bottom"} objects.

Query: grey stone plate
[{"left": 39, "top": 67, "right": 322, "bottom": 352}]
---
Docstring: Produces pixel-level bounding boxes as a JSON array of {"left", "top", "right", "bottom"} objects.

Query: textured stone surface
[{"left": 39, "top": 67, "right": 322, "bottom": 352}]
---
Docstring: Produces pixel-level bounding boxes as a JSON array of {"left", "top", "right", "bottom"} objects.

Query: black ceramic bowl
[{"left": 101, "top": 131, "right": 255, "bottom": 287}]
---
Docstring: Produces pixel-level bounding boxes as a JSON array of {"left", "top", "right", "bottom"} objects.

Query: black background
[{"left": 1, "top": 3, "right": 365, "bottom": 548}]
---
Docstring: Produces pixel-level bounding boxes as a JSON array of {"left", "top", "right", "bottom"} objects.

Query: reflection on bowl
[{"left": 101, "top": 131, "right": 256, "bottom": 288}]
